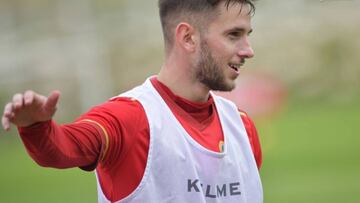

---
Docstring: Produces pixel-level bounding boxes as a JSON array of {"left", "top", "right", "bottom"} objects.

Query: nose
[{"left": 237, "top": 37, "right": 255, "bottom": 59}]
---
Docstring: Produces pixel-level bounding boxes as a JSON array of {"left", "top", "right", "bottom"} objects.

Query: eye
[{"left": 228, "top": 32, "right": 241, "bottom": 40}]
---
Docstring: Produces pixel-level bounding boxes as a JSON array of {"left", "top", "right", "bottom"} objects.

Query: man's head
[
  {"left": 158, "top": 0, "right": 255, "bottom": 52},
  {"left": 158, "top": 0, "right": 256, "bottom": 92}
]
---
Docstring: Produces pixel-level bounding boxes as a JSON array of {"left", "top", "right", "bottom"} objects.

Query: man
[{"left": 2, "top": 0, "right": 263, "bottom": 202}]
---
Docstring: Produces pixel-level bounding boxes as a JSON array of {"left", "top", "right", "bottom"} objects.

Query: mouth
[{"left": 228, "top": 63, "right": 243, "bottom": 72}]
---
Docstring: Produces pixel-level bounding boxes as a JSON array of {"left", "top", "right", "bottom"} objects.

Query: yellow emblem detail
[{"left": 219, "top": 140, "right": 225, "bottom": 152}]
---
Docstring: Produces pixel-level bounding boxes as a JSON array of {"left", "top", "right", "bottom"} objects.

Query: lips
[{"left": 228, "top": 63, "right": 242, "bottom": 72}]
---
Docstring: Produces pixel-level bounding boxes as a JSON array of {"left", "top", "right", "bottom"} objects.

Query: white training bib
[{"left": 96, "top": 78, "right": 263, "bottom": 203}]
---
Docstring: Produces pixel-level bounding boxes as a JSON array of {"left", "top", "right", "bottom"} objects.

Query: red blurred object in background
[{"left": 215, "top": 72, "right": 287, "bottom": 118}]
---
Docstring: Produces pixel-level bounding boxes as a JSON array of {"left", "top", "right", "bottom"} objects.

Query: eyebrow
[{"left": 227, "top": 27, "right": 253, "bottom": 35}]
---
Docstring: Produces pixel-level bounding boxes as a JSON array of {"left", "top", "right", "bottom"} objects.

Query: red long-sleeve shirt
[{"left": 18, "top": 77, "right": 262, "bottom": 202}]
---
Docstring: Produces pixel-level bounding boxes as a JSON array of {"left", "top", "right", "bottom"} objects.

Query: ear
[{"left": 175, "top": 22, "right": 198, "bottom": 53}]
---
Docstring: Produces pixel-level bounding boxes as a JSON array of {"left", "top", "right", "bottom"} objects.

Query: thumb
[{"left": 44, "top": 90, "right": 61, "bottom": 111}]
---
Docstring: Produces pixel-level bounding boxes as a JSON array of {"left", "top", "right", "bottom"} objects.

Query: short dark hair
[{"left": 158, "top": 0, "right": 256, "bottom": 50}]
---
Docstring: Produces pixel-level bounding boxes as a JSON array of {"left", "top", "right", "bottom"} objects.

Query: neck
[{"left": 158, "top": 58, "right": 210, "bottom": 103}]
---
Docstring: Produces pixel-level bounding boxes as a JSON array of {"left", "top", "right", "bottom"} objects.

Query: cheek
[{"left": 212, "top": 41, "right": 234, "bottom": 59}]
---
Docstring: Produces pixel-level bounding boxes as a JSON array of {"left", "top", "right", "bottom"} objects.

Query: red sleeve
[
  {"left": 17, "top": 97, "right": 147, "bottom": 172},
  {"left": 18, "top": 120, "right": 105, "bottom": 170},
  {"left": 239, "top": 110, "right": 262, "bottom": 169}
]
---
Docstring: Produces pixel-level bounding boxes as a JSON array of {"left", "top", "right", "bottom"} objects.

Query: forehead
[{"left": 208, "top": 3, "right": 252, "bottom": 32}]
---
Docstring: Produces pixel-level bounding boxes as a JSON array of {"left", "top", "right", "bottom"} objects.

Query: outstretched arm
[{"left": 1, "top": 90, "right": 104, "bottom": 170}]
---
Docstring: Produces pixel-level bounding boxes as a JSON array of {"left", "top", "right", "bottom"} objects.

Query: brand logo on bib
[{"left": 187, "top": 179, "right": 241, "bottom": 198}]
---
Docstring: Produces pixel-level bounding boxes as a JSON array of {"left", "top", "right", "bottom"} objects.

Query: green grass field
[
  {"left": 0, "top": 101, "right": 359, "bottom": 203},
  {"left": 260, "top": 101, "right": 360, "bottom": 203}
]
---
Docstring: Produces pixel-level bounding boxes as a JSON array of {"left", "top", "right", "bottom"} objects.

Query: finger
[
  {"left": 24, "top": 90, "right": 35, "bottom": 106},
  {"left": 12, "top": 93, "right": 24, "bottom": 110},
  {"left": 44, "top": 90, "right": 61, "bottom": 111},
  {"left": 2, "top": 103, "right": 13, "bottom": 131},
  {"left": 3, "top": 103, "right": 13, "bottom": 117},
  {"left": 31, "top": 91, "right": 47, "bottom": 107},
  {"left": 1, "top": 115, "right": 10, "bottom": 131}
]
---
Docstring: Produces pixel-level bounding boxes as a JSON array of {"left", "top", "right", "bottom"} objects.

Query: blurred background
[{"left": 0, "top": 0, "right": 359, "bottom": 202}]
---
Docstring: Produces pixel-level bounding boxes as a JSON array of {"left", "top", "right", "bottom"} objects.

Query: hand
[{"left": 1, "top": 90, "right": 60, "bottom": 131}]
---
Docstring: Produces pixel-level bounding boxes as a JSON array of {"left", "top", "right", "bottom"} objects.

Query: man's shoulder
[
  {"left": 106, "top": 96, "right": 145, "bottom": 115},
  {"left": 79, "top": 96, "right": 146, "bottom": 124}
]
